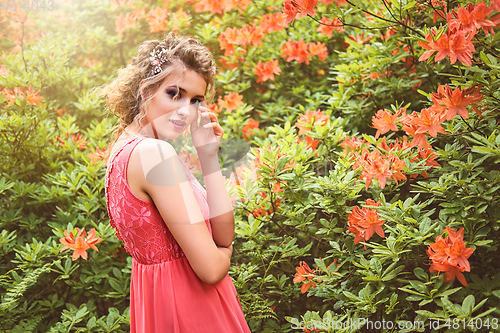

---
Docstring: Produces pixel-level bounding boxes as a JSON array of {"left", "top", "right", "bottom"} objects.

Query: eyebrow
[{"left": 168, "top": 85, "right": 205, "bottom": 99}]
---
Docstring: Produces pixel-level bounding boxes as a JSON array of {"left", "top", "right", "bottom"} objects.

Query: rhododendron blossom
[
  {"left": 427, "top": 227, "right": 474, "bottom": 286},
  {"left": 418, "top": 29, "right": 475, "bottom": 66},
  {"left": 295, "top": 109, "right": 329, "bottom": 136},
  {"left": 347, "top": 199, "right": 385, "bottom": 245},
  {"left": 431, "top": 84, "right": 483, "bottom": 120},
  {"left": 308, "top": 41, "right": 328, "bottom": 61},
  {"left": 260, "top": 13, "right": 288, "bottom": 33},
  {"left": 448, "top": 2, "right": 500, "bottom": 35},
  {"left": 282, "top": 0, "right": 319, "bottom": 25},
  {"left": 316, "top": 17, "right": 345, "bottom": 37},
  {"left": 281, "top": 39, "right": 311, "bottom": 64},
  {"left": 218, "top": 92, "right": 244, "bottom": 112},
  {"left": 372, "top": 108, "right": 402, "bottom": 138},
  {"left": 146, "top": 7, "right": 168, "bottom": 33},
  {"left": 242, "top": 119, "right": 260, "bottom": 139},
  {"left": 115, "top": 13, "right": 136, "bottom": 36},
  {"left": 293, "top": 261, "right": 317, "bottom": 293},
  {"left": 355, "top": 149, "right": 393, "bottom": 189},
  {"left": 59, "top": 228, "right": 102, "bottom": 261},
  {"left": 253, "top": 59, "right": 281, "bottom": 83},
  {"left": 413, "top": 107, "right": 446, "bottom": 138}
]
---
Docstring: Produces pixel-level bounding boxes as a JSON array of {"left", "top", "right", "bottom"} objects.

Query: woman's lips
[{"left": 170, "top": 119, "right": 186, "bottom": 130}]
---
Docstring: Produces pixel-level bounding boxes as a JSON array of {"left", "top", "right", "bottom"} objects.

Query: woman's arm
[
  {"left": 136, "top": 139, "right": 232, "bottom": 284},
  {"left": 198, "top": 151, "right": 235, "bottom": 248}
]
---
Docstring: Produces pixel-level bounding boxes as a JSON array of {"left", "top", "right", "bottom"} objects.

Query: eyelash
[{"left": 166, "top": 90, "right": 202, "bottom": 104}]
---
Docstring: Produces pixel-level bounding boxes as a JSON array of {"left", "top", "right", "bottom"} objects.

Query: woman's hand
[{"left": 190, "top": 102, "right": 223, "bottom": 157}]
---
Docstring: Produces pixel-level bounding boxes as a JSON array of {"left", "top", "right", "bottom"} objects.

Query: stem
[
  {"left": 308, "top": 13, "right": 396, "bottom": 30},
  {"left": 459, "top": 116, "right": 487, "bottom": 137}
]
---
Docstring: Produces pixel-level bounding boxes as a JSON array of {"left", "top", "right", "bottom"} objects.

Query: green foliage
[{"left": 0, "top": 0, "right": 499, "bottom": 331}]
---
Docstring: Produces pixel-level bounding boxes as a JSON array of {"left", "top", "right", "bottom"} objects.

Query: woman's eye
[
  {"left": 192, "top": 98, "right": 202, "bottom": 104},
  {"left": 167, "top": 90, "right": 180, "bottom": 99}
]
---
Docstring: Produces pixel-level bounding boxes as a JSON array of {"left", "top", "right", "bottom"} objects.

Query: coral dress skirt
[{"left": 105, "top": 135, "right": 252, "bottom": 333}]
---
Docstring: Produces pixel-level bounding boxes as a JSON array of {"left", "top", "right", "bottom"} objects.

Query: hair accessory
[{"left": 149, "top": 47, "right": 169, "bottom": 76}]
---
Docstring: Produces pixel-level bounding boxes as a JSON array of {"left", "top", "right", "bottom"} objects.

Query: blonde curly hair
[{"left": 96, "top": 32, "right": 218, "bottom": 163}]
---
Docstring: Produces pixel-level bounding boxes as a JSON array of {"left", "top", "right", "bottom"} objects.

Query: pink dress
[{"left": 104, "top": 135, "right": 252, "bottom": 333}]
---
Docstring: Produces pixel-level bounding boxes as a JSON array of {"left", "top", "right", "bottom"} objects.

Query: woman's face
[{"left": 141, "top": 69, "right": 207, "bottom": 140}]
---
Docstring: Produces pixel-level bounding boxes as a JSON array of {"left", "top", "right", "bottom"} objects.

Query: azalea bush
[{"left": 1, "top": 0, "right": 500, "bottom": 332}]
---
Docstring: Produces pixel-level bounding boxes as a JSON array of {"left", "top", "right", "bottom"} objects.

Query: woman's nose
[{"left": 176, "top": 103, "right": 192, "bottom": 117}]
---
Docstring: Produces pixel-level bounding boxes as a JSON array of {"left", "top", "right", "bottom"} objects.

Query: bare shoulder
[{"left": 129, "top": 138, "right": 186, "bottom": 191}]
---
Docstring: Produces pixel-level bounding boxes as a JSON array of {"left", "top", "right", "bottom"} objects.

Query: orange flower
[
  {"left": 178, "top": 148, "right": 201, "bottom": 176},
  {"left": 281, "top": 39, "right": 310, "bottom": 64},
  {"left": 431, "top": 84, "right": 482, "bottom": 120},
  {"left": 87, "top": 146, "right": 107, "bottom": 164},
  {"left": 282, "top": 0, "right": 301, "bottom": 24},
  {"left": 372, "top": 109, "right": 401, "bottom": 139},
  {"left": 171, "top": 11, "right": 191, "bottom": 32},
  {"left": 341, "top": 135, "right": 371, "bottom": 153},
  {"left": 55, "top": 106, "right": 69, "bottom": 116},
  {"left": 218, "top": 92, "right": 244, "bottom": 112},
  {"left": 347, "top": 199, "right": 385, "bottom": 243},
  {"left": 242, "top": 118, "right": 260, "bottom": 139},
  {"left": 146, "top": 7, "right": 168, "bottom": 33},
  {"left": 448, "top": 2, "right": 497, "bottom": 35},
  {"left": 356, "top": 149, "right": 393, "bottom": 189},
  {"left": 253, "top": 59, "right": 281, "bottom": 84},
  {"left": 398, "top": 111, "right": 431, "bottom": 151},
  {"left": 115, "top": 12, "right": 136, "bottom": 36},
  {"left": 239, "top": 24, "right": 265, "bottom": 47},
  {"left": 308, "top": 41, "right": 328, "bottom": 61},
  {"left": 413, "top": 107, "right": 446, "bottom": 138},
  {"left": 24, "top": 86, "right": 44, "bottom": 106},
  {"left": 260, "top": 13, "right": 288, "bottom": 33},
  {"left": 418, "top": 29, "right": 475, "bottom": 66},
  {"left": 427, "top": 227, "right": 474, "bottom": 286},
  {"left": 297, "top": 0, "right": 319, "bottom": 17},
  {"left": 218, "top": 27, "right": 241, "bottom": 56},
  {"left": 295, "top": 109, "right": 329, "bottom": 136},
  {"left": 347, "top": 32, "right": 372, "bottom": 45},
  {"left": 293, "top": 261, "right": 317, "bottom": 293},
  {"left": 195, "top": 0, "right": 223, "bottom": 14},
  {"left": 59, "top": 228, "right": 102, "bottom": 261},
  {"left": 282, "top": 0, "right": 320, "bottom": 25},
  {"left": 316, "top": 17, "right": 345, "bottom": 37}
]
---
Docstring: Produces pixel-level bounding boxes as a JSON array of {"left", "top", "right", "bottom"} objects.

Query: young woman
[{"left": 100, "top": 32, "right": 251, "bottom": 333}]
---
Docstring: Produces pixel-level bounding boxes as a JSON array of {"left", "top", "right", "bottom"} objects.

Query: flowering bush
[{"left": 0, "top": 0, "right": 499, "bottom": 331}]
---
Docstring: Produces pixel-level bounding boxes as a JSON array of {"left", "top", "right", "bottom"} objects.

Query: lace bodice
[{"left": 104, "top": 135, "right": 212, "bottom": 265}]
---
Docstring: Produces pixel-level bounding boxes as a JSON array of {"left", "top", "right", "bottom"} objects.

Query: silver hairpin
[{"left": 149, "top": 47, "right": 168, "bottom": 75}]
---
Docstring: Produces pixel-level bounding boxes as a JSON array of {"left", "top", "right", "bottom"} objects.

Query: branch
[{"left": 308, "top": 13, "right": 396, "bottom": 31}]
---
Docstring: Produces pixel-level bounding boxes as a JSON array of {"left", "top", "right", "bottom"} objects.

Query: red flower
[
  {"left": 431, "top": 84, "right": 482, "bottom": 120},
  {"left": 355, "top": 149, "right": 393, "bottom": 189},
  {"left": 308, "top": 41, "right": 328, "bottom": 61},
  {"left": 448, "top": 2, "right": 498, "bottom": 35},
  {"left": 242, "top": 119, "right": 260, "bottom": 139},
  {"left": 218, "top": 92, "right": 244, "bottom": 112},
  {"left": 418, "top": 29, "right": 475, "bottom": 67},
  {"left": 413, "top": 107, "right": 446, "bottom": 138},
  {"left": 316, "top": 17, "right": 344, "bottom": 37},
  {"left": 260, "top": 13, "right": 288, "bottom": 33},
  {"left": 293, "top": 261, "right": 317, "bottom": 293},
  {"left": 281, "top": 39, "right": 311, "bottom": 64},
  {"left": 295, "top": 109, "right": 329, "bottom": 136},
  {"left": 347, "top": 199, "right": 385, "bottom": 244},
  {"left": 426, "top": 227, "right": 474, "bottom": 286},
  {"left": 372, "top": 109, "right": 401, "bottom": 139},
  {"left": 87, "top": 146, "right": 107, "bottom": 164},
  {"left": 253, "top": 59, "right": 281, "bottom": 83}
]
